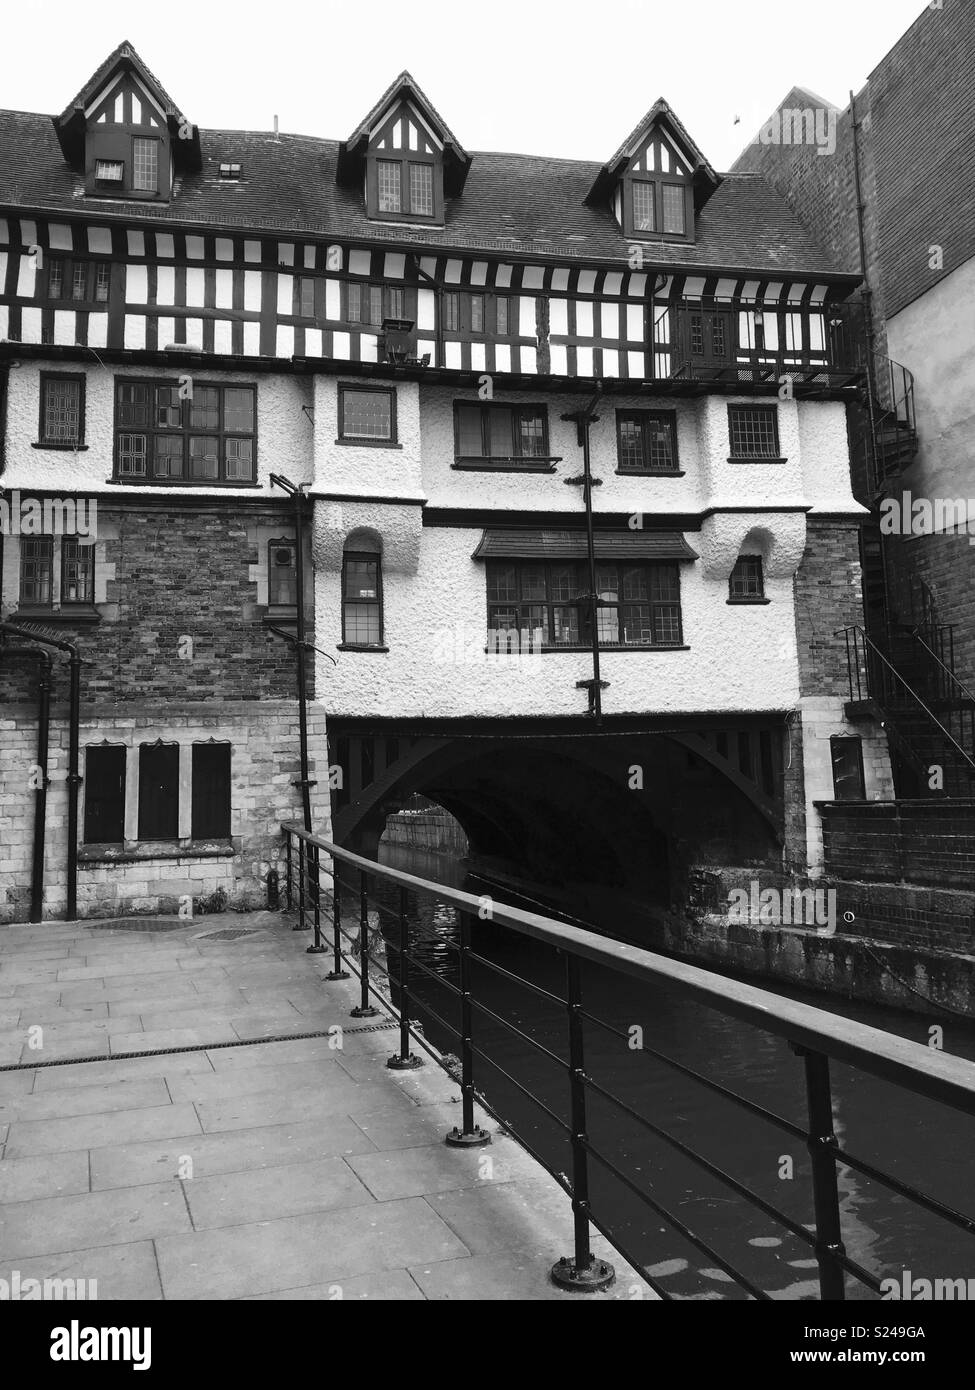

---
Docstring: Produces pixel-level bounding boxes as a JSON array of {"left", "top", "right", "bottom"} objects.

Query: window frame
[
  {"left": 83, "top": 744, "right": 127, "bottom": 845},
  {"left": 191, "top": 742, "right": 233, "bottom": 840},
  {"left": 137, "top": 741, "right": 180, "bottom": 841},
  {"left": 728, "top": 555, "right": 768, "bottom": 605},
  {"left": 452, "top": 400, "right": 555, "bottom": 472},
  {"left": 37, "top": 372, "right": 87, "bottom": 449},
  {"left": 486, "top": 560, "right": 684, "bottom": 651},
  {"left": 337, "top": 384, "right": 398, "bottom": 447},
  {"left": 340, "top": 549, "right": 385, "bottom": 649},
  {"left": 365, "top": 136, "right": 443, "bottom": 226},
  {"left": 830, "top": 736, "right": 866, "bottom": 802},
  {"left": 18, "top": 535, "right": 55, "bottom": 610},
  {"left": 341, "top": 281, "right": 410, "bottom": 328},
  {"left": 112, "top": 377, "right": 259, "bottom": 486},
  {"left": 45, "top": 256, "right": 111, "bottom": 307},
  {"left": 727, "top": 404, "right": 783, "bottom": 462},
  {"left": 615, "top": 409, "right": 681, "bottom": 475},
  {"left": 267, "top": 537, "right": 299, "bottom": 611},
  {"left": 442, "top": 291, "right": 511, "bottom": 338},
  {"left": 624, "top": 176, "right": 694, "bottom": 244},
  {"left": 60, "top": 536, "right": 96, "bottom": 607},
  {"left": 132, "top": 136, "right": 160, "bottom": 194}
]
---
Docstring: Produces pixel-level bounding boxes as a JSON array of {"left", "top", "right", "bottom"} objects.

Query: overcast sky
[{"left": 2, "top": 0, "right": 929, "bottom": 171}]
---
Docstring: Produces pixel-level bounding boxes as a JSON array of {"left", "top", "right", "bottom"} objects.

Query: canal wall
[
  {"left": 381, "top": 812, "right": 468, "bottom": 855},
  {"left": 675, "top": 867, "right": 975, "bottom": 1018}
]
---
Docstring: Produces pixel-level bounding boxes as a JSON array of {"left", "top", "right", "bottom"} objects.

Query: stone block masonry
[{"left": 0, "top": 701, "right": 331, "bottom": 924}]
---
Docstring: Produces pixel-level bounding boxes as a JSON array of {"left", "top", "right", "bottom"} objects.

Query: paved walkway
[{"left": 0, "top": 910, "right": 647, "bottom": 1300}]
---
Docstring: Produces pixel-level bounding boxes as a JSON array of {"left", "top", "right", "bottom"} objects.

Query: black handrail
[{"left": 282, "top": 821, "right": 975, "bottom": 1300}]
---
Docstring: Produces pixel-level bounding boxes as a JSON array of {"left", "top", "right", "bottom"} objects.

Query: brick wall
[
  {"left": 820, "top": 799, "right": 975, "bottom": 890},
  {"left": 0, "top": 502, "right": 313, "bottom": 706},
  {"left": 889, "top": 531, "right": 975, "bottom": 691},
  {"left": 794, "top": 518, "right": 865, "bottom": 697}
]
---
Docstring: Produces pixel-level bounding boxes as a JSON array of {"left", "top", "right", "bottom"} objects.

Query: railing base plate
[
  {"left": 551, "top": 1256, "right": 616, "bottom": 1292},
  {"left": 291, "top": 924, "right": 309, "bottom": 932},
  {"left": 445, "top": 1125, "right": 491, "bottom": 1148},
  {"left": 305, "top": 945, "right": 327, "bottom": 955},
  {"left": 387, "top": 1053, "right": 424, "bottom": 1070},
  {"left": 325, "top": 969, "right": 351, "bottom": 981},
  {"left": 350, "top": 1005, "right": 381, "bottom": 1018}
]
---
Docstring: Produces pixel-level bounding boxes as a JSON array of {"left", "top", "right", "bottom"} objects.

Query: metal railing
[
  {"left": 841, "top": 625, "right": 975, "bottom": 784},
  {"left": 281, "top": 820, "right": 975, "bottom": 1300}
]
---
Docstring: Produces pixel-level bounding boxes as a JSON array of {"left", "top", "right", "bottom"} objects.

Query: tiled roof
[
  {"left": 343, "top": 70, "right": 468, "bottom": 158},
  {"left": 0, "top": 109, "right": 856, "bottom": 276},
  {"left": 56, "top": 39, "right": 187, "bottom": 125}
]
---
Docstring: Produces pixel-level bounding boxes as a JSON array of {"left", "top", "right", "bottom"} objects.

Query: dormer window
[
  {"left": 218, "top": 162, "right": 242, "bottom": 179},
  {"left": 622, "top": 129, "right": 693, "bottom": 242},
  {"left": 95, "top": 159, "right": 124, "bottom": 183},
  {"left": 132, "top": 138, "right": 159, "bottom": 192}
]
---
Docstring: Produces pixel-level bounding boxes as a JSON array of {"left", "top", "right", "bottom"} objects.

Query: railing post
[
  {"left": 284, "top": 832, "right": 293, "bottom": 912},
  {"left": 350, "top": 868, "right": 380, "bottom": 1018},
  {"left": 295, "top": 836, "right": 306, "bottom": 932},
  {"left": 388, "top": 884, "right": 423, "bottom": 1070},
  {"left": 445, "top": 909, "right": 490, "bottom": 1147},
  {"left": 325, "top": 855, "right": 349, "bottom": 981},
  {"left": 306, "top": 842, "right": 326, "bottom": 955},
  {"left": 552, "top": 953, "right": 615, "bottom": 1291},
  {"left": 795, "top": 1045, "right": 847, "bottom": 1301}
]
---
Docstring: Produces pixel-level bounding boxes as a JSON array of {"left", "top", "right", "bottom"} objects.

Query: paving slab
[
  {"left": 243, "top": 1269, "right": 424, "bottom": 1300},
  {"left": 182, "top": 1156, "right": 375, "bottom": 1229},
  {"left": 155, "top": 1196, "right": 470, "bottom": 1299},
  {"left": 0, "top": 1241, "right": 162, "bottom": 1300},
  {"left": 0, "top": 1076, "right": 171, "bottom": 1124},
  {"left": 194, "top": 1078, "right": 413, "bottom": 1133},
  {"left": 90, "top": 1115, "right": 376, "bottom": 1191},
  {"left": 4, "top": 1101, "right": 203, "bottom": 1158},
  {"left": 0, "top": 1181, "right": 191, "bottom": 1259},
  {"left": 30, "top": 1052, "right": 214, "bottom": 1092},
  {"left": 0, "top": 1150, "right": 91, "bottom": 1203},
  {"left": 409, "top": 1252, "right": 647, "bottom": 1301}
]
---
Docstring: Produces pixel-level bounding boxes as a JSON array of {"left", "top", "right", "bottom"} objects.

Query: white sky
[{"left": 2, "top": 0, "right": 928, "bottom": 171}]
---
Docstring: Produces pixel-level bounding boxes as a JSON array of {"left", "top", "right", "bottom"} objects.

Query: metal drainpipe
[
  {"left": 293, "top": 485, "right": 313, "bottom": 834},
  {"left": 0, "top": 623, "right": 82, "bottom": 920},
  {"left": 0, "top": 644, "right": 52, "bottom": 922},
  {"left": 563, "top": 387, "right": 606, "bottom": 722}
]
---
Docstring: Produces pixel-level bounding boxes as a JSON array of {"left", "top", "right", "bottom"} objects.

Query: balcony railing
[
  {"left": 281, "top": 820, "right": 975, "bottom": 1300},
  {"left": 652, "top": 298, "right": 867, "bottom": 388}
]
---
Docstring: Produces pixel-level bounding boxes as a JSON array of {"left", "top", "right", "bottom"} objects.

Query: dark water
[{"left": 338, "top": 844, "right": 975, "bottom": 1302}]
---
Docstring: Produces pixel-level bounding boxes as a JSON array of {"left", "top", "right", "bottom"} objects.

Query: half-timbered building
[{"left": 0, "top": 42, "right": 890, "bottom": 926}]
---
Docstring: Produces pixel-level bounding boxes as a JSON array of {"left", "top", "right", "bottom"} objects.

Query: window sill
[
  {"left": 337, "top": 643, "right": 389, "bottom": 653},
  {"left": 727, "top": 456, "right": 787, "bottom": 464},
  {"left": 262, "top": 610, "right": 312, "bottom": 627},
  {"left": 104, "top": 479, "right": 261, "bottom": 488},
  {"left": 32, "top": 441, "right": 88, "bottom": 451},
  {"left": 10, "top": 608, "right": 102, "bottom": 625},
  {"left": 334, "top": 438, "right": 402, "bottom": 450},
  {"left": 494, "top": 644, "right": 690, "bottom": 654},
  {"left": 452, "top": 459, "right": 559, "bottom": 473},
  {"left": 79, "top": 839, "right": 236, "bottom": 864},
  {"left": 615, "top": 468, "right": 685, "bottom": 478},
  {"left": 727, "top": 597, "right": 771, "bottom": 605}
]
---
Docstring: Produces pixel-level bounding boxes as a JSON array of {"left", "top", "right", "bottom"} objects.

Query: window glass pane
[
  {"left": 344, "top": 558, "right": 379, "bottom": 600},
  {"left": 62, "top": 538, "right": 94, "bottom": 603},
  {"left": 117, "top": 433, "right": 147, "bottom": 476},
  {"left": 488, "top": 407, "right": 513, "bottom": 457},
  {"left": 549, "top": 566, "right": 577, "bottom": 602},
  {"left": 49, "top": 262, "right": 64, "bottom": 298},
  {"left": 367, "top": 286, "right": 383, "bottom": 325},
  {"left": 470, "top": 295, "right": 484, "bottom": 332},
  {"left": 377, "top": 160, "right": 401, "bottom": 213},
  {"left": 649, "top": 566, "right": 679, "bottom": 602},
  {"left": 43, "top": 378, "right": 82, "bottom": 443},
  {"left": 595, "top": 565, "right": 619, "bottom": 601},
  {"left": 189, "top": 387, "right": 220, "bottom": 430},
  {"left": 729, "top": 406, "right": 779, "bottom": 457},
  {"left": 621, "top": 567, "right": 649, "bottom": 601},
  {"left": 618, "top": 417, "right": 644, "bottom": 470},
  {"left": 155, "top": 386, "right": 182, "bottom": 429},
  {"left": 344, "top": 603, "right": 381, "bottom": 645},
  {"left": 457, "top": 405, "right": 483, "bottom": 456},
  {"left": 223, "top": 388, "right": 255, "bottom": 433},
  {"left": 347, "top": 283, "right": 362, "bottom": 322},
  {"left": 118, "top": 382, "right": 150, "bottom": 428},
  {"left": 299, "top": 278, "right": 315, "bottom": 317},
  {"left": 496, "top": 297, "right": 509, "bottom": 335},
  {"left": 20, "top": 537, "right": 53, "bottom": 605},
  {"left": 622, "top": 604, "right": 653, "bottom": 644},
  {"left": 225, "top": 438, "right": 254, "bottom": 480},
  {"left": 409, "top": 163, "right": 434, "bottom": 216},
  {"left": 487, "top": 565, "right": 517, "bottom": 603},
  {"left": 342, "top": 390, "right": 393, "bottom": 440},
  {"left": 133, "top": 138, "right": 158, "bottom": 192},
  {"left": 831, "top": 739, "right": 865, "bottom": 801},
  {"left": 662, "top": 184, "right": 685, "bottom": 234},
  {"left": 444, "top": 293, "right": 460, "bottom": 332},
  {"left": 520, "top": 566, "right": 545, "bottom": 601},
  {"left": 517, "top": 411, "right": 546, "bottom": 457},
  {"left": 653, "top": 604, "right": 682, "bottom": 645},
  {"left": 72, "top": 264, "right": 87, "bottom": 300},
  {"left": 95, "top": 160, "right": 124, "bottom": 182},
  {"left": 552, "top": 607, "right": 580, "bottom": 645},
  {"left": 153, "top": 435, "right": 183, "bottom": 478},
  {"left": 633, "top": 183, "right": 655, "bottom": 231},
  {"left": 596, "top": 608, "right": 619, "bottom": 644},
  {"left": 386, "top": 286, "right": 405, "bottom": 319},
  {"left": 95, "top": 263, "right": 110, "bottom": 302},
  {"left": 646, "top": 415, "right": 676, "bottom": 469},
  {"left": 189, "top": 436, "right": 219, "bottom": 478},
  {"left": 730, "top": 556, "right": 764, "bottom": 599},
  {"left": 269, "top": 542, "right": 297, "bottom": 605}
]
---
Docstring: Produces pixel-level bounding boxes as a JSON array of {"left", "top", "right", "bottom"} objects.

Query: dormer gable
[
  {"left": 336, "top": 71, "right": 471, "bottom": 226},
  {"left": 586, "top": 98, "right": 721, "bottom": 244},
  {"left": 52, "top": 40, "right": 201, "bottom": 203}
]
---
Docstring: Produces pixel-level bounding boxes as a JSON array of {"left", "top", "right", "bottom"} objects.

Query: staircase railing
[
  {"left": 840, "top": 625, "right": 975, "bottom": 784},
  {"left": 908, "top": 629, "right": 975, "bottom": 762}
]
